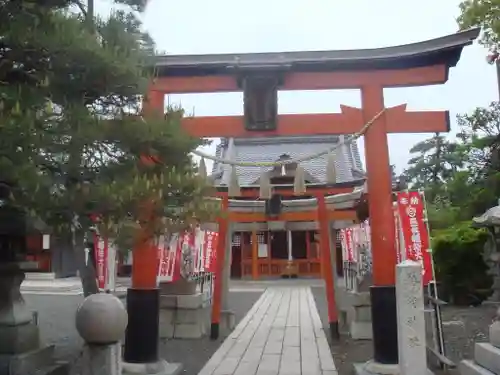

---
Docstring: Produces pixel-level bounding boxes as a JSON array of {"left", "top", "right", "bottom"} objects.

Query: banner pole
[{"left": 419, "top": 189, "right": 446, "bottom": 366}]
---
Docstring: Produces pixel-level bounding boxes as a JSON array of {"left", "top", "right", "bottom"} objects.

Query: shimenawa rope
[{"left": 191, "top": 108, "right": 386, "bottom": 167}]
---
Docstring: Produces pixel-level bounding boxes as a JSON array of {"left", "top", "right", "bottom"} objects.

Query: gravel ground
[
  {"left": 310, "top": 286, "right": 498, "bottom": 375},
  {"left": 24, "top": 288, "right": 263, "bottom": 375}
]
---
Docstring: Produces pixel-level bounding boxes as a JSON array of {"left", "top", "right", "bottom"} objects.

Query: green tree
[
  {"left": 1, "top": 1, "right": 216, "bottom": 296},
  {"left": 458, "top": 0, "right": 500, "bottom": 48},
  {"left": 401, "top": 133, "right": 463, "bottom": 200}
]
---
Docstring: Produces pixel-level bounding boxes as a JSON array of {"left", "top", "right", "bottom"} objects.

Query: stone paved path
[{"left": 198, "top": 287, "right": 337, "bottom": 375}]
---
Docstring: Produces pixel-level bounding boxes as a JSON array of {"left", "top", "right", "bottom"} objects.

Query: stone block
[
  {"left": 489, "top": 322, "right": 500, "bottom": 349},
  {"left": 0, "top": 323, "right": 39, "bottom": 354},
  {"left": 175, "top": 322, "right": 206, "bottom": 338},
  {"left": 219, "top": 310, "right": 236, "bottom": 333},
  {"left": 174, "top": 308, "right": 204, "bottom": 324},
  {"left": 345, "top": 291, "right": 371, "bottom": 307},
  {"left": 159, "top": 309, "right": 175, "bottom": 325},
  {"left": 177, "top": 293, "right": 203, "bottom": 309},
  {"left": 159, "top": 323, "right": 174, "bottom": 339},
  {"left": 159, "top": 295, "right": 177, "bottom": 309},
  {"left": 160, "top": 280, "right": 196, "bottom": 295},
  {"left": 474, "top": 342, "right": 500, "bottom": 375},
  {"left": 353, "top": 306, "right": 372, "bottom": 322},
  {"left": 0, "top": 345, "right": 69, "bottom": 375},
  {"left": 350, "top": 322, "right": 372, "bottom": 340},
  {"left": 459, "top": 360, "right": 495, "bottom": 375}
]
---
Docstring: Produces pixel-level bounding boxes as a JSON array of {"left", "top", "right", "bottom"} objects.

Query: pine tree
[{"left": 1, "top": 1, "right": 217, "bottom": 295}]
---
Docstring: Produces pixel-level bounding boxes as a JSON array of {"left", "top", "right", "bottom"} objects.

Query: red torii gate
[{"left": 123, "top": 28, "right": 479, "bottom": 370}]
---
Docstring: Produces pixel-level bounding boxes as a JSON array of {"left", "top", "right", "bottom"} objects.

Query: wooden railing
[{"left": 241, "top": 259, "right": 321, "bottom": 278}]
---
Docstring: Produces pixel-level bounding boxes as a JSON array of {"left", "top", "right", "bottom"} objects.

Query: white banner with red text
[{"left": 157, "top": 229, "right": 219, "bottom": 283}]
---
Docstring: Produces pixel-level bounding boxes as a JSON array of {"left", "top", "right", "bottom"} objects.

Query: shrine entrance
[{"left": 122, "top": 28, "right": 479, "bottom": 373}]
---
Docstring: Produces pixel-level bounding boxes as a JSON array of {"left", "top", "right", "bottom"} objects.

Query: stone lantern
[{"left": 473, "top": 201, "right": 500, "bottom": 303}]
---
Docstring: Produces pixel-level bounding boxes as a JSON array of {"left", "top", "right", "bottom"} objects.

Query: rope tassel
[
  {"left": 294, "top": 165, "right": 306, "bottom": 195},
  {"left": 259, "top": 171, "right": 272, "bottom": 199},
  {"left": 326, "top": 152, "right": 337, "bottom": 184},
  {"left": 228, "top": 165, "right": 241, "bottom": 197},
  {"left": 198, "top": 157, "right": 207, "bottom": 179}
]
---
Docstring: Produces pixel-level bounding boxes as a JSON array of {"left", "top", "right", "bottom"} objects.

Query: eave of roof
[
  {"left": 215, "top": 179, "right": 366, "bottom": 192},
  {"left": 153, "top": 28, "right": 479, "bottom": 77}
]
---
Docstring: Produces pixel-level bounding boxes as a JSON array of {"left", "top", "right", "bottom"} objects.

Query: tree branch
[{"left": 75, "top": 0, "right": 87, "bottom": 18}]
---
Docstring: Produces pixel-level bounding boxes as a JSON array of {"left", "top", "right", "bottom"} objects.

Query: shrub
[{"left": 432, "top": 221, "right": 491, "bottom": 305}]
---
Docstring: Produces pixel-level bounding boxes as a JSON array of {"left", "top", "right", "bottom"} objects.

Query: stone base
[
  {"left": 0, "top": 345, "right": 69, "bottom": 375},
  {"left": 0, "top": 322, "right": 39, "bottom": 354},
  {"left": 220, "top": 310, "right": 236, "bottom": 332},
  {"left": 338, "top": 290, "right": 373, "bottom": 340},
  {"left": 159, "top": 292, "right": 211, "bottom": 339},
  {"left": 353, "top": 361, "right": 434, "bottom": 375},
  {"left": 122, "top": 360, "right": 183, "bottom": 375},
  {"left": 350, "top": 321, "right": 373, "bottom": 340},
  {"left": 460, "top": 360, "right": 494, "bottom": 375},
  {"left": 160, "top": 280, "right": 196, "bottom": 296}
]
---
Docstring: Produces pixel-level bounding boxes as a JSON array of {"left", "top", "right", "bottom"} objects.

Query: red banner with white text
[
  {"left": 94, "top": 233, "right": 108, "bottom": 290},
  {"left": 395, "top": 191, "right": 433, "bottom": 285},
  {"left": 203, "top": 231, "right": 219, "bottom": 273},
  {"left": 341, "top": 228, "right": 355, "bottom": 262}
]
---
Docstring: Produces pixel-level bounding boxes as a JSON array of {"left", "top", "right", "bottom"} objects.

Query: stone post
[
  {"left": 396, "top": 260, "right": 427, "bottom": 375},
  {"left": 75, "top": 293, "right": 128, "bottom": 375}
]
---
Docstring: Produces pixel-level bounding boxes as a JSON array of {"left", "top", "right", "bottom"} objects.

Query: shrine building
[{"left": 211, "top": 135, "right": 365, "bottom": 279}]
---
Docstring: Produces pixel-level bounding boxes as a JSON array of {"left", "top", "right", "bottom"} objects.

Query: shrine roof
[
  {"left": 211, "top": 135, "right": 365, "bottom": 187},
  {"left": 153, "top": 28, "right": 479, "bottom": 77}
]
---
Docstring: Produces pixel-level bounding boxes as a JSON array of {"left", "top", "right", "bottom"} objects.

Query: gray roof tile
[{"left": 212, "top": 135, "right": 364, "bottom": 186}]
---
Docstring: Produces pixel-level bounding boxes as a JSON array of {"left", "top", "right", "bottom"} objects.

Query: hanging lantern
[
  {"left": 198, "top": 157, "right": 207, "bottom": 179},
  {"left": 294, "top": 165, "right": 306, "bottom": 195},
  {"left": 259, "top": 170, "right": 272, "bottom": 199},
  {"left": 326, "top": 152, "right": 337, "bottom": 184},
  {"left": 228, "top": 165, "right": 241, "bottom": 197}
]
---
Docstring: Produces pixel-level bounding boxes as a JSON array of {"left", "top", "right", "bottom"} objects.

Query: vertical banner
[
  {"left": 393, "top": 204, "right": 402, "bottom": 264},
  {"left": 193, "top": 228, "right": 206, "bottom": 273},
  {"left": 341, "top": 228, "right": 355, "bottom": 262},
  {"left": 203, "top": 231, "right": 219, "bottom": 273},
  {"left": 94, "top": 234, "right": 108, "bottom": 290},
  {"left": 396, "top": 191, "right": 433, "bottom": 285},
  {"left": 157, "top": 234, "right": 180, "bottom": 283},
  {"left": 106, "top": 241, "right": 117, "bottom": 292}
]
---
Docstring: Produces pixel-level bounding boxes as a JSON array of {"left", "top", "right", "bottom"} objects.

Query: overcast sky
[{"left": 98, "top": 0, "right": 498, "bottom": 174}]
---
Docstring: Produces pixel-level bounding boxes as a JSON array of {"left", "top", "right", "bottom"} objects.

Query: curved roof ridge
[{"left": 153, "top": 28, "right": 479, "bottom": 75}]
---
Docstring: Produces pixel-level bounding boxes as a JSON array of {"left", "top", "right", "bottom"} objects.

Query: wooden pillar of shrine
[
  {"left": 123, "top": 89, "right": 165, "bottom": 366},
  {"left": 317, "top": 194, "right": 339, "bottom": 339},
  {"left": 251, "top": 230, "right": 258, "bottom": 280},
  {"left": 210, "top": 196, "right": 229, "bottom": 339}
]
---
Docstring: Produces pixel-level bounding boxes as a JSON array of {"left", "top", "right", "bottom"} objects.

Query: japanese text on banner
[{"left": 396, "top": 191, "right": 433, "bottom": 285}]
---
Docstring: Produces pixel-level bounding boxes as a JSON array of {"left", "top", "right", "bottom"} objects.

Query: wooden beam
[
  {"left": 150, "top": 76, "right": 238, "bottom": 93},
  {"left": 384, "top": 105, "right": 450, "bottom": 133},
  {"left": 182, "top": 108, "right": 361, "bottom": 138},
  {"left": 181, "top": 104, "right": 449, "bottom": 137},
  {"left": 283, "top": 65, "right": 447, "bottom": 90},
  {"left": 151, "top": 65, "right": 447, "bottom": 94},
  {"left": 228, "top": 210, "right": 357, "bottom": 223}
]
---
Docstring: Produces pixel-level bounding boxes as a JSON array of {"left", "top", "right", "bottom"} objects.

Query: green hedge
[{"left": 431, "top": 221, "right": 491, "bottom": 305}]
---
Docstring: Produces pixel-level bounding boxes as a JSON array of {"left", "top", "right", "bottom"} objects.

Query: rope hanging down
[{"left": 191, "top": 108, "right": 387, "bottom": 168}]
